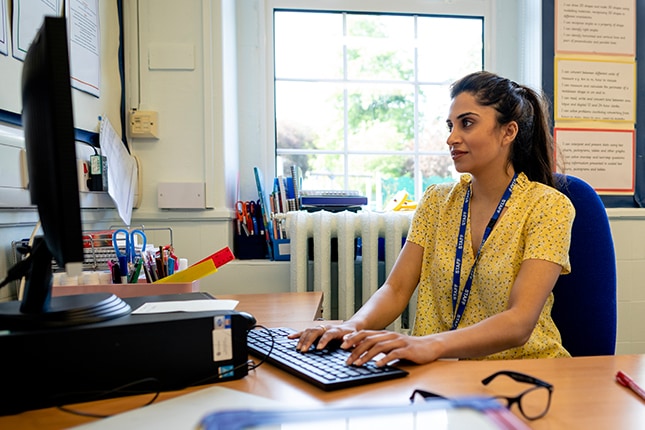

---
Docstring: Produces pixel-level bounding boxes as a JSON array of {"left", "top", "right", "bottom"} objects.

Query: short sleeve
[{"left": 523, "top": 190, "right": 575, "bottom": 274}]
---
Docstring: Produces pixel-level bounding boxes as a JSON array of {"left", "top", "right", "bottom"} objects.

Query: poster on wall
[
  {"left": 66, "top": 0, "right": 101, "bottom": 97},
  {"left": 11, "top": 0, "right": 63, "bottom": 61},
  {"left": 555, "top": 0, "right": 636, "bottom": 55},
  {"left": 554, "top": 127, "right": 635, "bottom": 193},
  {"left": 555, "top": 58, "right": 635, "bottom": 122}
]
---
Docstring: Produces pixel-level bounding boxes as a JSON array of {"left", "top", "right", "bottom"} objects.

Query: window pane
[
  {"left": 346, "top": 83, "right": 415, "bottom": 152},
  {"left": 276, "top": 81, "right": 344, "bottom": 151},
  {"left": 417, "top": 17, "right": 483, "bottom": 82},
  {"left": 418, "top": 155, "right": 457, "bottom": 191},
  {"left": 346, "top": 14, "right": 415, "bottom": 81},
  {"left": 418, "top": 84, "right": 451, "bottom": 153},
  {"left": 347, "top": 154, "right": 414, "bottom": 210},
  {"left": 277, "top": 153, "right": 346, "bottom": 191},
  {"left": 274, "top": 12, "right": 343, "bottom": 79}
]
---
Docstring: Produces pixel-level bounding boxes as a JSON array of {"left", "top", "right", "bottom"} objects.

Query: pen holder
[{"left": 234, "top": 233, "right": 268, "bottom": 260}]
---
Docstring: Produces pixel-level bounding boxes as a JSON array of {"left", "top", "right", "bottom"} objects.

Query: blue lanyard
[{"left": 450, "top": 173, "right": 518, "bottom": 330}]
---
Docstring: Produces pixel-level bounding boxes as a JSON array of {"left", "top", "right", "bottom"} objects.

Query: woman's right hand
[{"left": 288, "top": 323, "right": 356, "bottom": 352}]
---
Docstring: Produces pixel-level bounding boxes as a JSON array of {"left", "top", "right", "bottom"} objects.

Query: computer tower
[{"left": 0, "top": 293, "right": 250, "bottom": 415}]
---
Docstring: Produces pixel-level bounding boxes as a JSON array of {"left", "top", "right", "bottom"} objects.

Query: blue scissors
[{"left": 112, "top": 229, "right": 147, "bottom": 266}]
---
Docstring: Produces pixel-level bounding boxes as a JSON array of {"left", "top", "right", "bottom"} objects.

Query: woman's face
[{"left": 445, "top": 92, "right": 515, "bottom": 176}]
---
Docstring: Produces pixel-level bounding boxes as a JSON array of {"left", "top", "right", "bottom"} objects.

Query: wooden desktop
[{"left": 1, "top": 291, "right": 643, "bottom": 430}]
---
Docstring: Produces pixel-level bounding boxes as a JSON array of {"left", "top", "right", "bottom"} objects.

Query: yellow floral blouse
[{"left": 407, "top": 173, "right": 575, "bottom": 359}]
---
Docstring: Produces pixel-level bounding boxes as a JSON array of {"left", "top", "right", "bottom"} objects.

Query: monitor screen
[
  {"left": 22, "top": 16, "right": 83, "bottom": 272},
  {"left": 0, "top": 16, "right": 130, "bottom": 329}
]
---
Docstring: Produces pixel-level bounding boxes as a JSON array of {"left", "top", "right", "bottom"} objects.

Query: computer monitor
[{"left": 0, "top": 16, "right": 130, "bottom": 329}]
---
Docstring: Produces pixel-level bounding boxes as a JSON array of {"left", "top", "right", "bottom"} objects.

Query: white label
[{"left": 212, "top": 315, "right": 233, "bottom": 361}]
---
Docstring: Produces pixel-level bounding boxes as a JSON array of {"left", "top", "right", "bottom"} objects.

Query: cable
[
  {"left": 246, "top": 325, "right": 275, "bottom": 371},
  {"left": 82, "top": 140, "right": 99, "bottom": 155},
  {"left": 7, "top": 221, "right": 42, "bottom": 300},
  {"left": 55, "top": 377, "right": 161, "bottom": 419}
]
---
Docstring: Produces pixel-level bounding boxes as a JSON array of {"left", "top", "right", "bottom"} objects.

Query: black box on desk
[{"left": 0, "top": 293, "right": 250, "bottom": 416}]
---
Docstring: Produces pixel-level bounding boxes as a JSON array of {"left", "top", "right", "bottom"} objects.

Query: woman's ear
[{"left": 502, "top": 121, "right": 519, "bottom": 146}]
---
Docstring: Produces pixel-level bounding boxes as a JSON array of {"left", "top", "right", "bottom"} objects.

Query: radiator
[{"left": 286, "top": 210, "right": 414, "bottom": 331}]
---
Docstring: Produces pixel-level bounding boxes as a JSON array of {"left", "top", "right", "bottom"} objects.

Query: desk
[
  {"left": 1, "top": 292, "right": 643, "bottom": 430},
  {"left": 217, "top": 291, "right": 323, "bottom": 326}
]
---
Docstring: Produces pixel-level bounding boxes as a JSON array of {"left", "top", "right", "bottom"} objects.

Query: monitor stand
[{"left": 0, "top": 237, "right": 131, "bottom": 330}]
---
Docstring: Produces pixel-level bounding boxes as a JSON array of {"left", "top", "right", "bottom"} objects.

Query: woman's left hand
[{"left": 341, "top": 330, "right": 439, "bottom": 367}]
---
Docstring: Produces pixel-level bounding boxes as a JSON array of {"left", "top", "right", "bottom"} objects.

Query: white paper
[
  {"left": 131, "top": 299, "right": 239, "bottom": 314},
  {"left": 556, "top": 59, "right": 636, "bottom": 122},
  {"left": 12, "top": 0, "right": 62, "bottom": 61},
  {"left": 99, "top": 116, "right": 137, "bottom": 225},
  {"left": 554, "top": 128, "right": 635, "bottom": 192},
  {"left": 555, "top": 0, "right": 636, "bottom": 55},
  {"left": 0, "top": 0, "right": 8, "bottom": 56},
  {"left": 66, "top": 0, "right": 100, "bottom": 96}
]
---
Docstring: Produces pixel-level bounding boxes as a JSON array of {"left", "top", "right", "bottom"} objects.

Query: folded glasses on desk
[{"left": 410, "top": 370, "right": 553, "bottom": 421}]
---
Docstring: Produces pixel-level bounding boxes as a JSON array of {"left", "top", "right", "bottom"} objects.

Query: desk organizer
[
  {"left": 234, "top": 233, "right": 268, "bottom": 260},
  {"left": 52, "top": 280, "right": 200, "bottom": 298},
  {"left": 12, "top": 226, "right": 174, "bottom": 272}
]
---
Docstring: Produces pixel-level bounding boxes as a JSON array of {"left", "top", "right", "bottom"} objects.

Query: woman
[{"left": 290, "top": 71, "right": 575, "bottom": 366}]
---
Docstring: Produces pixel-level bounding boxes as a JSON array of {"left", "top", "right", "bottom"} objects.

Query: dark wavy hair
[{"left": 450, "top": 71, "right": 555, "bottom": 187}]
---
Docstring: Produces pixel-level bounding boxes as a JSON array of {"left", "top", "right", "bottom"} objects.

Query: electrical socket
[{"left": 129, "top": 110, "right": 159, "bottom": 138}]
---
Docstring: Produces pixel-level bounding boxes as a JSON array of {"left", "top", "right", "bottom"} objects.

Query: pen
[{"left": 616, "top": 370, "right": 645, "bottom": 401}]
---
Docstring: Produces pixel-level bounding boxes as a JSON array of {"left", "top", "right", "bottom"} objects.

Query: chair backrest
[{"left": 551, "top": 173, "right": 617, "bottom": 356}]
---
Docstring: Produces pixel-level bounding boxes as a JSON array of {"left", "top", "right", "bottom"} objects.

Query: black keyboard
[{"left": 246, "top": 327, "right": 408, "bottom": 391}]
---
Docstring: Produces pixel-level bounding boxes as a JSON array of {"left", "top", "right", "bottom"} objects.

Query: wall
[
  {"left": 119, "top": 0, "right": 238, "bottom": 293},
  {"left": 610, "top": 210, "right": 645, "bottom": 354}
]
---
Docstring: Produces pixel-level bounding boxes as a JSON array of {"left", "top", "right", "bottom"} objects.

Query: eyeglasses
[
  {"left": 481, "top": 370, "right": 553, "bottom": 420},
  {"left": 410, "top": 370, "right": 553, "bottom": 421}
]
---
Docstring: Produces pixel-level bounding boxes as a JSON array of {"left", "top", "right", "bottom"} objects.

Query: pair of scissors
[
  {"left": 112, "top": 229, "right": 147, "bottom": 266},
  {"left": 235, "top": 200, "right": 251, "bottom": 236},
  {"left": 247, "top": 200, "right": 260, "bottom": 234}
]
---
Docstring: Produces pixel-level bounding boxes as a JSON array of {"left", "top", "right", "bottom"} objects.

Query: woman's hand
[
  {"left": 341, "top": 330, "right": 440, "bottom": 367},
  {"left": 288, "top": 323, "right": 356, "bottom": 352}
]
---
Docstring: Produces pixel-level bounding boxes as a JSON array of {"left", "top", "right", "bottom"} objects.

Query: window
[{"left": 273, "top": 10, "right": 483, "bottom": 209}]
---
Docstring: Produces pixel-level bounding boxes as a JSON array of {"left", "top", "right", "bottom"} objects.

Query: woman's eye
[
  {"left": 446, "top": 122, "right": 453, "bottom": 132},
  {"left": 462, "top": 118, "right": 473, "bottom": 127}
]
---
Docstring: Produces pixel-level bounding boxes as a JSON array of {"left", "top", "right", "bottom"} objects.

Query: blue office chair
[{"left": 551, "top": 173, "right": 617, "bottom": 356}]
